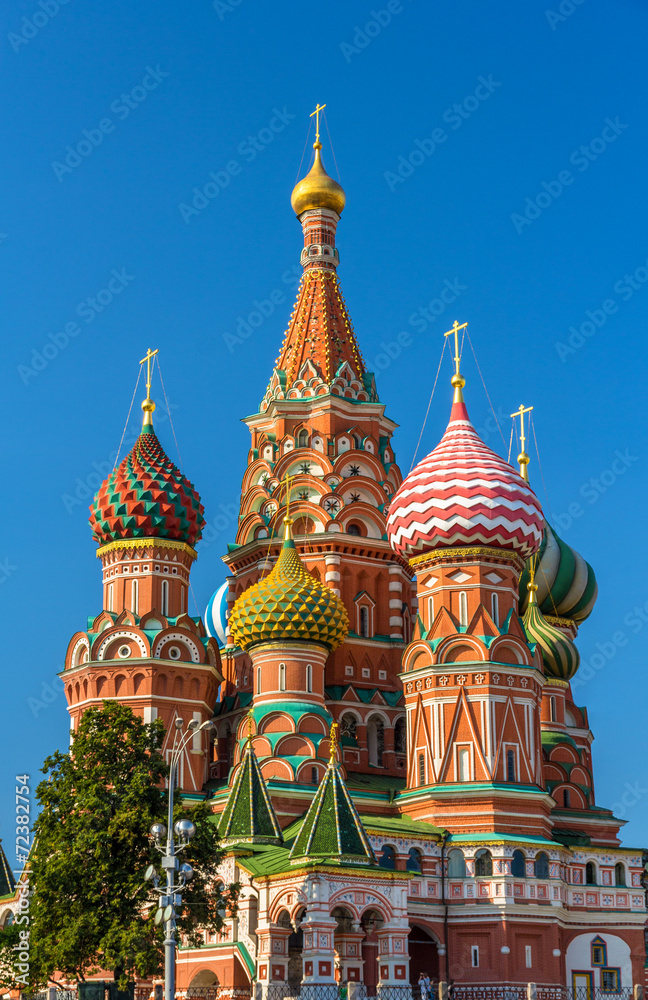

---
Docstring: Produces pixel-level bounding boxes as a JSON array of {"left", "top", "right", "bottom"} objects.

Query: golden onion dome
[
  {"left": 229, "top": 519, "right": 349, "bottom": 651},
  {"left": 291, "top": 142, "right": 346, "bottom": 217}
]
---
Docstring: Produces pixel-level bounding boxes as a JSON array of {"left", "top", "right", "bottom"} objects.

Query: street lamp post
[{"left": 147, "top": 718, "right": 214, "bottom": 1000}]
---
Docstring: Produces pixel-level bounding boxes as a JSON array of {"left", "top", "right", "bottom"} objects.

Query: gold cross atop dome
[
  {"left": 310, "top": 103, "right": 326, "bottom": 145},
  {"left": 139, "top": 347, "right": 159, "bottom": 425},
  {"left": 329, "top": 720, "right": 339, "bottom": 766},
  {"left": 511, "top": 403, "right": 533, "bottom": 481},
  {"left": 444, "top": 320, "right": 467, "bottom": 401}
]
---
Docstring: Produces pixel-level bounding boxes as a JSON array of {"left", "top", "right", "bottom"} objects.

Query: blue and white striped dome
[{"left": 204, "top": 581, "right": 229, "bottom": 648}]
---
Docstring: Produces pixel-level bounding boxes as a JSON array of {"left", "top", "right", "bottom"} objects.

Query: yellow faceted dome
[
  {"left": 229, "top": 520, "right": 349, "bottom": 651},
  {"left": 291, "top": 142, "right": 346, "bottom": 217}
]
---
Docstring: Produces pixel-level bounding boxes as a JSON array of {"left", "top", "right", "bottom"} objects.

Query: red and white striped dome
[{"left": 387, "top": 399, "right": 544, "bottom": 561}]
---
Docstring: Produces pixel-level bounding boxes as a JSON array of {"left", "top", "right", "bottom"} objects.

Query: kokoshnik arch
[{"left": 7, "top": 110, "right": 643, "bottom": 992}]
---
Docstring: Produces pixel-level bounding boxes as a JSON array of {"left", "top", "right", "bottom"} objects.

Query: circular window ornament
[
  {"left": 168, "top": 646, "right": 182, "bottom": 660},
  {"left": 118, "top": 645, "right": 131, "bottom": 658}
]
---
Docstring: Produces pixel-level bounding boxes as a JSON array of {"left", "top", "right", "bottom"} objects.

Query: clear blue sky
[{"left": 2, "top": 0, "right": 647, "bottom": 856}]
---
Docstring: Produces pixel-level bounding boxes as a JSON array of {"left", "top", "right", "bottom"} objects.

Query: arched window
[
  {"left": 506, "top": 749, "right": 516, "bottom": 782},
  {"left": 180, "top": 585, "right": 185, "bottom": 614},
  {"left": 491, "top": 592, "right": 499, "bottom": 625},
  {"left": 549, "top": 696, "right": 557, "bottom": 723},
  {"left": 459, "top": 591, "right": 468, "bottom": 627},
  {"left": 475, "top": 849, "right": 493, "bottom": 877},
  {"left": 359, "top": 606, "right": 369, "bottom": 637},
  {"left": 418, "top": 753, "right": 426, "bottom": 786},
  {"left": 394, "top": 718, "right": 406, "bottom": 755},
  {"left": 428, "top": 596, "right": 435, "bottom": 626},
  {"left": 297, "top": 429, "right": 308, "bottom": 447},
  {"left": 161, "top": 580, "right": 169, "bottom": 616},
  {"left": 407, "top": 848, "right": 422, "bottom": 873},
  {"left": 585, "top": 861, "right": 597, "bottom": 885},
  {"left": 306, "top": 663, "right": 312, "bottom": 693},
  {"left": 131, "top": 579, "right": 138, "bottom": 615},
  {"left": 379, "top": 845, "right": 396, "bottom": 870},
  {"left": 535, "top": 852, "right": 550, "bottom": 879},
  {"left": 340, "top": 713, "right": 357, "bottom": 740},
  {"left": 458, "top": 747, "right": 470, "bottom": 782},
  {"left": 564, "top": 788, "right": 571, "bottom": 808},
  {"left": 108, "top": 583, "right": 114, "bottom": 613},
  {"left": 367, "top": 717, "right": 384, "bottom": 766},
  {"left": 279, "top": 663, "right": 286, "bottom": 692},
  {"left": 511, "top": 850, "right": 526, "bottom": 878},
  {"left": 311, "top": 767, "right": 318, "bottom": 784},
  {"left": 447, "top": 849, "right": 466, "bottom": 877},
  {"left": 615, "top": 862, "right": 626, "bottom": 886},
  {"left": 347, "top": 523, "right": 362, "bottom": 536},
  {"left": 256, "top": 666, "right": 262, "bottom": 693}
]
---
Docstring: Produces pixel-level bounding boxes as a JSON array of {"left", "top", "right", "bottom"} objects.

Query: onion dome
[
  {"left": 89, "top": 398, "right": 205, "bottom": 548},
  {"left": 519, "top": 523, "right": 598, "bottom": 625},
  {"left": 229, "top": 519, "right": 349, "bottom": 651},
  {"left": 291, "top": 141, "right": 346, "bottom": 217},
  {"left": 387, "top": 393, "right": 544, "bottom": 562},
  {"left": 523, "top": 582, "right": 580, "bottom": 680},
  {"left": 205, "top": 581, "right": 229, "bottom": 648}
]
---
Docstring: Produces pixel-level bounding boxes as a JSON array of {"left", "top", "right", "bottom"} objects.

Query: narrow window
[
  {"left": 108, "top": 583, "right": 114, "bottom": 613},
  {"left": 256, "top": 666, "right": 262, "bottom": 693},
  {"left": 586, "top": 861, "right": 596, "bottom": 885},
  {"left": 511, "top": 850, "right": 525, "bottom": 878},
  {"left": 379, "top": 845, "right": 396, "bottom": 870},
  {"left": 447, "top": 849, "right": 466, "bottom": 877},
  {"left": 306, "top": 663, "right": 312, "bottom": 693},
  {"left": 359, "top": 606, "right": 369, "bottom": 637},
  {"left": 418, "top": 753, "right": 426, "bottom": 786},
  {"left": 535, "top": 852, "right": 550, "bottom": 879},
  {"left": 311, "top": 767, "right": 317, "bottom": 784},
  {"left": 525, "top": 945, "right": 532, "bottom": 969},
  {"left": 615, "top": 862, "right": 626, "bottom": 886},
  {"left": 161, "top": 580, "right": 169, "bottom": 616},
  {"left": 549, "top": 696, "right": 557, "bottom": 723},
  {"left": 471, "top": 945, "right": 479, "bottom": 968},
  {"left": 475, "top": 850, "right": 493, "bottom": 877},
  {"left": 180, "top": 585, "right": 184, "bottom": 613},
  {"left": 298, "top": 429, "right": 308, "bottom": 447},
  {"left": 131, "top": 579, "right": 138, "bottom": 615},
  {"left": 491, "top": 592, "right": 499, "bottom": 625},
  {"left": 458, "top": 747, "right": 470, "bottom": 782},
  {"left": 459, "top": 591, "right": 468, "bottom": 627},
  {"left": 279, "top": 663, "right": 286, "bottom": 692},
  {"left": 506, "top": 748, "right": 516, "bottom": 782},
  {"left": 564, "top": 788, "right": 571, "bottom": 808},
  {"left": 428, "top": 596, "right": 435, "bottom": 627},
  {"left": 407, "top": 848, "right": 422, "bottom": 873}
]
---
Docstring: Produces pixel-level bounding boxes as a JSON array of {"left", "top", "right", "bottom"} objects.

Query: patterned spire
[
  {"left": 218, "top": 734, "right": 283, "bottom": 847},
  {"left": 289, "top": 725, "right": 376, "bottom": 866},
  {"left": 0, "top": 840, "right": 16, "bottom": 897}
]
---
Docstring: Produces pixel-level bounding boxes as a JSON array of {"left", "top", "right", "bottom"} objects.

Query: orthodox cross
[
  {"left": 139, "top": 347, "right": 159, "bottom": 401},
  {"left": 310, "top": 103, "right": 326, "bottom": 144},
  {"left": 443, "top": 321, "right": 468, "bottom": 380},
  {"left": 511, "top": 404, "right": 533, "bottom": 482},
  {"left": 329, "top": 720, "right": 339, "bottom": 765}
]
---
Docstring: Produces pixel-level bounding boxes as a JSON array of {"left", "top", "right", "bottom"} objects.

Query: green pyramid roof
[
  {"left": 0, "top": 840, "right": 16, "bottom": 897},
  {"left": 218, "top": 741, "right": 283, "bottom": 847},
  {"left": 289, "top": 756, "right": 377, "bottom": 866}
]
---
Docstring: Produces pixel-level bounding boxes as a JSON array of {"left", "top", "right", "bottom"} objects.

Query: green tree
[
  {"left": 29, "top": 702, "right": 237, "bottom": 988},
  {"left": 0, "top": 922, "right": 26, "bottom": 991}
]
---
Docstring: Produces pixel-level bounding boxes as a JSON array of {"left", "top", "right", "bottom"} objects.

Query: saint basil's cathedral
[{"left": 47, "top": 117, "right": 647, "bottom": 992}]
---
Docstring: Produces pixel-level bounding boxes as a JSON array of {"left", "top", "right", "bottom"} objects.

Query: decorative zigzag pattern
[
  {"left": 89, "top": 426, "right": 205, "bottom": 547},
  {"left": 387, "top": 400, "right": 544, "bottom": 560}
]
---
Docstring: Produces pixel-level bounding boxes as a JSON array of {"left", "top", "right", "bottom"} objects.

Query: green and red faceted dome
[{"left": 89, "top": 417, "right": 205, "bottom": 548}]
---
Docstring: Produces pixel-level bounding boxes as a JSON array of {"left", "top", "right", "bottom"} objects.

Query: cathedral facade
[{"left": 53, "top": 124, "right": 647, "bottom": 992}]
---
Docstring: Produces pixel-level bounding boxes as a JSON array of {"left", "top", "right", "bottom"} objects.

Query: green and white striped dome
[
  {"left": 519, "top": 523, "right": 597, "bottom": 625},
  {"left": 523, "top": 584, "right": 580, "bottom": 680}
]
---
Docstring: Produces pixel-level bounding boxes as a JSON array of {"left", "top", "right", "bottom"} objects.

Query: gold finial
[
  {"left": 139, "top": 347, "right": 159, "bottom": 425},
  {"left": 310, "top": 103, "right": 327, "bottom": 146},
  {"left": 246, "top": 709, "right": 254, "bottom": 744},
  {"left": 329, "top": 720, "right": 339, "bottom": 766},
  {"left": 510, "top": 404, "right": 533, "bottom": 481},
  {"left": 444, "top": 321, "right": 468, "bottom": 402}
]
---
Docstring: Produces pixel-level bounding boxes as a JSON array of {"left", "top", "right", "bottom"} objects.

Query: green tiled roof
[
  {"left": 218, "top": 741, "right": 283, "bottom": 846},
  {"left": 289, "top": 759, "right": 377, "bottom": 867},
  {"left": 542, "top": 730, "right": 579, "bottom": 751},
  {"left": 0, "top": 841, "right": 15, "bottom": 897},
  {"left": 359, "top": 813, "right": 444, "bottom": 840}
]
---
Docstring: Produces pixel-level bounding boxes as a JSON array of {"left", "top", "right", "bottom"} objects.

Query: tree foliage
[{"left": 29, "top": 702, "right": 237, "bottom": 987}]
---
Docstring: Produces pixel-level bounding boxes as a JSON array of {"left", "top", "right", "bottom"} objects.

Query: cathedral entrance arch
[
  {"left": 361, "top": 908, "right": 384, "bottom": 992},
  {"left": 408, "top": 925, "right": 439, "bottom": 983},
  {"left": 287, "top": 907, "right": 306, "bottom": 985}
]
